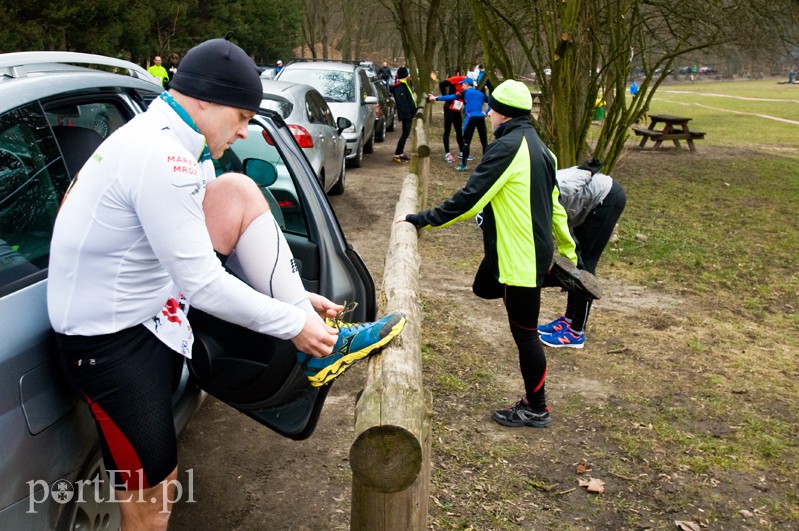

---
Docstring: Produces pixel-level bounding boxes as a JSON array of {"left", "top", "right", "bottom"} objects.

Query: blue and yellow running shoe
[{"left": 297, "top": 312, "right": 407, "bottom": 387}]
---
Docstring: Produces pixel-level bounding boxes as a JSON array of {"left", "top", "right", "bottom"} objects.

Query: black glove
[
  {"left": 578, "top": 158, "right": 603, "bottom": 176},
  {"left": 405, "top": 213, "right": 424, "bottom": 227}
]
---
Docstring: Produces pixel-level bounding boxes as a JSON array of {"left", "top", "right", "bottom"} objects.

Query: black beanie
[
  {"left": 169, "top": 39, "right": 262, "bottom": 112},
  {"left": 397, "top": 67, "right": 409, "bottom": 79}
]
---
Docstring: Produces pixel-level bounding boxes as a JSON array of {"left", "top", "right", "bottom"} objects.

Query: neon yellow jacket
[
  {"left": 408, "top": 116, "right": 576, "bottom": 287},
  {"left": 148, "top": 64, "right": 169, "bottom": 86}
]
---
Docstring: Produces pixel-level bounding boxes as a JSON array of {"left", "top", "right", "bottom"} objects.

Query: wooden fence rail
[{"left": 350, "top": 99, "right": 431, "bottom": 530}]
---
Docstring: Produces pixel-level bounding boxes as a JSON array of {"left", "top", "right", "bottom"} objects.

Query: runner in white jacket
[{"left": 47, "top": 38, "right": 404, "bottom": 530}]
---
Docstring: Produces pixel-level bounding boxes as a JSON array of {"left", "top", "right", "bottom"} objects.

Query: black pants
[
  {"left": 462, "top": 116, "right": 488, "bottom": 166},
  {"left": 395, "top": 117, "right": 412, "bottom": 155},
  {"left": 567, "top": 180, "right": 627, "bottom": 331},
  {"left": 443, "top": 108, "right": 463, "bottom": 155},
  {"left": 503, "top": 285, "right": 548, "bottom": 410},
  {"left": 473, "top": 261, "right": 547, "bottom": 409}
]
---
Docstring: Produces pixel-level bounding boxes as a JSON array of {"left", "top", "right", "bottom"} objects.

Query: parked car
[
  {"left": 0, "top": 51, "right": 376, "bottom": 530},
  {"left": 259, "top": 66, "right": 277, "bottom": 79},
  {"left": 277, "top": 61, "right": 377, "bottom": 168},
  {"left": 356, "top": 60, "right": 377, "bottom": 78},
  {"left": 260, "top": 79, "right": 350, "bottom": 195},
  {"left": 371, "top": 78, "right": 396, "bottom": 142}
]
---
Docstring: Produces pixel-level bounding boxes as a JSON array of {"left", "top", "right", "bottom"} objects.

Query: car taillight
[
  {"left": 289, "top": 124, "right": 314, "bottom": 148},
  {"left": 261, "top": 130, "right": 275, "bottom": 146},
  {"left": 375, "top": 103, "right": 383, "bottom": 117}
]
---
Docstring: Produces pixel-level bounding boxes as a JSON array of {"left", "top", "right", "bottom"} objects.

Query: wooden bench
[{"left": 631, "top": 125, "right": 663, "bottom": 138}]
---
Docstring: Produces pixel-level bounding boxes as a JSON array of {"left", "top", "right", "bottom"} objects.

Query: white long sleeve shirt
[{"left": 47, "top": 96, "right": 305, "bottom": 357}]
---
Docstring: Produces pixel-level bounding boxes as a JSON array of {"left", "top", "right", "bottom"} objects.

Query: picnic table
[{"left": 631, "top": 114, "right": 705, "bottom": 152}]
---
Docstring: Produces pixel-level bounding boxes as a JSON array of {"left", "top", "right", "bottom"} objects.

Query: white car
[
  {"left": 277, "top": 61, "right": 377, "bottom": 168},
  {"left": 260, "top": 79, "right": 350, "bottom": 195}
]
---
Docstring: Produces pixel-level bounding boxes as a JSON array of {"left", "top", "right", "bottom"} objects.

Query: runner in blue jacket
[{"left": 429, "top": 77, "right": 487, "bottom": 171}]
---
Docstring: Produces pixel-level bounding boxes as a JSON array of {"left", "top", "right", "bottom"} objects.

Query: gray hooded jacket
[{"left": 556, "top": 166, "right": 613, "bottom": 227}]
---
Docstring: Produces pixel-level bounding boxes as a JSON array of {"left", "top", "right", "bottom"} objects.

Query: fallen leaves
[{"left": 578, "top": 477, "right": 606, "bottom": 493}]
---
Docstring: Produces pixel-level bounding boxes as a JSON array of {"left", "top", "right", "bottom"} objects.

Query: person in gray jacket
[{"left": 539, "top": 159, "right": 626, "bottom": 348}]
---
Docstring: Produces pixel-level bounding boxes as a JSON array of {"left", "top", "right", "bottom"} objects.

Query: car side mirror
[
  {"left": 336, "top": 116, "right": 353, "bottom": 134},
  {"left": 363, "top": 96, "right": 378, "bottom": 105},
  {"left": 243, "top": 158, "right": 278, "bottom": 187}
]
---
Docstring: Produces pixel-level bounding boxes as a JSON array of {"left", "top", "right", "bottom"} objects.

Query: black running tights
[
  {"left": 443, "top": 108, "right": 463, "bottom": 155},
  {"left": 395, "top": 117, "right": 412, "bottom": 156},
  {"left": 566, "top": 181, "right": 627, "bottom": 331},
  {"left": 461, "top": 117, "right": 488, "bottom": 166},
  {"left": 502, "top": 285, "right": 547, "bottom": 410}
]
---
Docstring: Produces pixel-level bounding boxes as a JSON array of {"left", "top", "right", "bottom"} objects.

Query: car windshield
[
  {"left": 280, "top": 69, "right": 355, "bottom": 103},
  {"left": 260, "top": 95, "right": 293, "bottom": 119}
]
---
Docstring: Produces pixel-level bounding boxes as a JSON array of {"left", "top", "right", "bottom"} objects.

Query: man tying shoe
[{"left": 48, "top": 37, "right": 404, "bottom": 530}]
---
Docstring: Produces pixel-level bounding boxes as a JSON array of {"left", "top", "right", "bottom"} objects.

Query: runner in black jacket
[
  {"left": 391, "top": 67, "right": 416, "bottom": 163},
  {"left": 399, "top": 80, "right": 577, "bottom": 428}
]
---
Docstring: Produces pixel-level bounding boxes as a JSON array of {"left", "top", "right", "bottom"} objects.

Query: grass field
[
  {"left": 641, "top": 79, "right": 799, "bottom": 148},
  {"left": 419, "top": 77, "right": 799, "bottom": 529}
]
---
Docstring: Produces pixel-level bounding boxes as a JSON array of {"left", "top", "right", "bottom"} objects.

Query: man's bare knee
[{"left": 204, "top": 173, "right": 270, "bottom": 254}]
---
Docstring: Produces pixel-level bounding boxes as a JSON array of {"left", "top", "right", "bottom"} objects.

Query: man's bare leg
[{"left": 116, "top": 467, "right": 178, "bottom": 531}]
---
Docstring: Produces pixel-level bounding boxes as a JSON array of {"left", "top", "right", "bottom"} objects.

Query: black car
[{"left": 371, "top": 78, "right": 396, "bottom": 142}]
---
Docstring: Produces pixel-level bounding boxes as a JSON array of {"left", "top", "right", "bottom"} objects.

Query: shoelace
[{"left": 329, "top": 301, "right": 359, "bottom": 330}]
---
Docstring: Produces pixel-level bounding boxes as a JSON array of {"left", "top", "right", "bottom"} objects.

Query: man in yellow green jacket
[
  {"left": 398, "top": 80, "right": 580, "bottom": 428},
  {"left": 147, "top": 55, "right": 169, "bottom": 87}
]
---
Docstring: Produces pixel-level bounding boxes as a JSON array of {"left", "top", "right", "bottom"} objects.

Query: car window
[
  {"left": 309, "top": 91, "right": 336, "bottom": 128},
  {"left": 0, "top": 103, "right": 69, "bottom": 288},
  {"left": 214, "top": 124, "right": 308, "bottom": 237},
  {"left": 358, "top": 70, "right": 373, "bottom": 101},
  {"left": 279, "top": 69, "right": 355, "bottom": 103},
  {"left": 374, "top": 82, "right": 389, "bottom": 99},
  {"left": 45, "top": 101, "right": 127, "bottom": 140},
  {"left": 304, "top": 92, "right": 327, "bottom": 125},
  {"left": 260, "top": 95, "right": 293, "bottom": 119}
]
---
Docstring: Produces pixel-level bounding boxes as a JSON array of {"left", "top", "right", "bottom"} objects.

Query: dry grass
[{"left": 418, "top": 84, "right": 799, "bottom": 529}]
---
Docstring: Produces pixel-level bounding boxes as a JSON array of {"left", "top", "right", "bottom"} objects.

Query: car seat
[{"left": 51, "top": 126, "right": 104, "bottom": 178}]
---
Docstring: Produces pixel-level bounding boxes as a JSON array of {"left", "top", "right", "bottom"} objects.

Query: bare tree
[
  {"left": 467, "top": 0, "right": 798, "bottom": 171},
  {"left": 379, "top": 0, "right": 444, "bottom": 95}
]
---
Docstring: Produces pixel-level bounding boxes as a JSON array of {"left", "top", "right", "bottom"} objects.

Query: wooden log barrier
[{"left": 350, "top": 171, "right": 431, "bottom": 529}]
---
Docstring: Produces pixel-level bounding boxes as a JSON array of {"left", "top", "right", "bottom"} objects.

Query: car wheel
[
  {"left": 375, "top": 120, "right": 386, "bottom": 143},
  {"left": 329, "top": 157, "right": 346, "bottom": 196},
  {"left": 346, "top": 137, "right": 363, "bottom": 168},
  {"left": 58, "top": 453, "right": 121, "bottom": 531},
  {"left": 92, "top": 112, "right": 110, "bottom": 138},
  {"left": 363, "top": 131, "right": 374, "bottom": 154}
]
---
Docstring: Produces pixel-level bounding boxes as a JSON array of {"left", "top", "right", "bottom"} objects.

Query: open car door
[{"left": 188, "top": 111, "right": 376, "bottom": 440}]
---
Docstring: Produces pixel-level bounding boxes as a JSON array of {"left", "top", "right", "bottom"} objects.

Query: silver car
[
  {"left": 260, "top": 79, "right": 350, "bottom": 195},
  {"left": 277, "top": 61, "right": 377, "bottom": 168}
]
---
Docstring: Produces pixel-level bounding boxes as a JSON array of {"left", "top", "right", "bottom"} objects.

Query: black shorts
[{"left": 56, "top": 325, "right": 182, "bottom": 490}]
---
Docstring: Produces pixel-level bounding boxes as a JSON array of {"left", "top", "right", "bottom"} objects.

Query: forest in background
[{"left": 3, "top": 0, "right": 798, "bottom": 169}]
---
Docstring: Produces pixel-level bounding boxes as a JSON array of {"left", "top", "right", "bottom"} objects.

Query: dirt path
[{"left": 170, "top": 133, "right": 405, "bottom": 531}]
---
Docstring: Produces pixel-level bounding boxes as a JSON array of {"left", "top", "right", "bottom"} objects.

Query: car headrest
[{"left": 52, "top": 126, "right": 105, "bottom": 177}]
